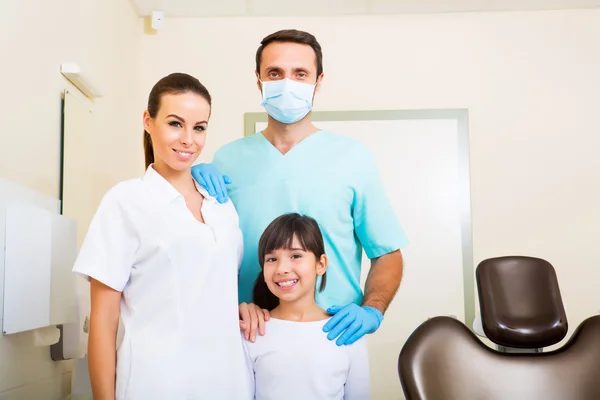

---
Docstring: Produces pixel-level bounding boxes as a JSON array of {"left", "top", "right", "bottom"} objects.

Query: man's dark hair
[{"left": 255, "top": 29, "right": 323, "bottom": 78}]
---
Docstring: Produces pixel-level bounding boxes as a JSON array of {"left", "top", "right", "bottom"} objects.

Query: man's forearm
[{"left": 361, "top": 250, "right": 404, "bottom": 314}]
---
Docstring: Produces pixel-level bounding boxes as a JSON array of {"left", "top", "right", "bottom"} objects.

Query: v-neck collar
[
  {"left": 143, "top": 164, "right": 215, "bottom": 206},
  {"left": 257, "top": 130, "right": 326, "bottom": 158}
]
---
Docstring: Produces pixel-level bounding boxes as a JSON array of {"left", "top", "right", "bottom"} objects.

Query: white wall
[
  {"left": 2, "top": 4, "right": 598, "bottom": 399},
  {"left": 0, "top": 0, "right": 142, "bottom": 398},
  {"left": 140, "top": 7, "right": 600, "bottom": 390}
]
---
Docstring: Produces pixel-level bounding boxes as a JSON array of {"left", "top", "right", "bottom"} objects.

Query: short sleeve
[
  {"left": 352, "top": 146, "right": 409, "bottom": 259},
  {"left": 212, "top": 142, "right": 238, "bottom": 181},
  {"left": 344, "top": 339, "right": 371, "bottom": 400},
  {"left": 72, "top": 187, "right": 139, "bottom": 292},
  {"left": 212, "top": 147, "right": 227, "bottom": 173}
]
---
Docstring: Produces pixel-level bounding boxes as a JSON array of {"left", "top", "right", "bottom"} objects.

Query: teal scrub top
[{"left": 213, "top": 130, "right": 408, "bottom": 310}]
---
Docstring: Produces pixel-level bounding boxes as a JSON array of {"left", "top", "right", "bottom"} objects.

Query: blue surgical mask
[{"left": 260, "top": 78, "right": 316, "bottom": 124}]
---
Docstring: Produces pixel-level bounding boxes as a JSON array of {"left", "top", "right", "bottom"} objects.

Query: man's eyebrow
[{"left": 263, "top": 65, "right": 310, "bottom": 73}]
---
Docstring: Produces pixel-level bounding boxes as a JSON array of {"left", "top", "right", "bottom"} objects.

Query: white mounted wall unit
[
  {"left": 0, "top": 179, "right": 79, "bottom": 337},
  {"left": 61, "top": 62, "right": 103, "bottom": 99},
  {"left": 152, "top": 11, "right": 164, "bottom": 30}
]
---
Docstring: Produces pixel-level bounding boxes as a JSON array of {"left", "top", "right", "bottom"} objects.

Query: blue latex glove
[
  {"left": 323, "top": 304, "right": 384, "bottom": 346},
  {"left": 191, "top": 163, "right": 232, "bottom": 204}
]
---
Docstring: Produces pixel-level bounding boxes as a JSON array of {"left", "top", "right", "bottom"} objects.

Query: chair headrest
[{"left": 476, "top": 256, "right": 568, "bottom": 348}]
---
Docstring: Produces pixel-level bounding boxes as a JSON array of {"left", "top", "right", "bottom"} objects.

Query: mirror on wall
[
  {"left": 60, "top": 90, "right": 95, "bottom": 248},
  {"left": 58, "top": 90, "right": 95, "bottom": 366}
]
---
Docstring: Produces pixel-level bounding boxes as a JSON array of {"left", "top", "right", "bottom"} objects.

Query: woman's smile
[{"left": 173, "top": 148, "right": 195, "bottom": 161}]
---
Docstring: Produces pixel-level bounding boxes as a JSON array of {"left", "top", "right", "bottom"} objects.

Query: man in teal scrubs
[{"left": 192, "top": 29, "right": 408, "bottom": 346}]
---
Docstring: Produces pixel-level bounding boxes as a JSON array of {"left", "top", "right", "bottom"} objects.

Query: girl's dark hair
[
  {"left": 253, "top": 213, "right": 327, "bottom": 311},
  {"left": 143, "top": 72, "right": 212, "bottom": 169}
]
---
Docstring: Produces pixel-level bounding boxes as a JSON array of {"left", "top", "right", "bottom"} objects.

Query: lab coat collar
[{"left": 143, "top": 164, "right": 215, "bottom": 205}]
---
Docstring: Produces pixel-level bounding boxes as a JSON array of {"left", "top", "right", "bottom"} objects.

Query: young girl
[
  {"left": 244, "top": 213, "right": 370, "bottom": 399},
  {"left": 72, "top": 73, "right": 254, "bottom": 399}
]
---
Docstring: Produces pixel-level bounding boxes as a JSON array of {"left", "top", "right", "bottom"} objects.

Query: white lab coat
[{"left": 73, "top": 165, "right": 250, "bottom": 399}]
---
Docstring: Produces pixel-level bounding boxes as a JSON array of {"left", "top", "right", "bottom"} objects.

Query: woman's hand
[{"left": 239, "top": 302, "right": 270, "bottom": 342}]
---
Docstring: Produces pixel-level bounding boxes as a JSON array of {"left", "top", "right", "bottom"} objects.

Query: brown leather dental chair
[{"left": 398, "top": 256, "right": 600, "bottom": 400}]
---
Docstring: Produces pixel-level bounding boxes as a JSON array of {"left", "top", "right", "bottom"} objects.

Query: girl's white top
[
  {"left": 243, "top": 317, "right": 370, "bottom": 400},
  {"left": 73, "top": 165, "right": 250, "bottom": 400}
]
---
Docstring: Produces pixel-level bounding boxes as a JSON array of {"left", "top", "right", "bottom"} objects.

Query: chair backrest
[
  {"left": 398, "top": 315, "right": 600, "bottom": 400},
  {"left": 476, "top": 256, "right": 568, "bottom": 348}
]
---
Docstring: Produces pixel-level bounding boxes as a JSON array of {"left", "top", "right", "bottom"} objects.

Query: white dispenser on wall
[{"left": 0, "top": 178, "right": 87, "bottom": 360}]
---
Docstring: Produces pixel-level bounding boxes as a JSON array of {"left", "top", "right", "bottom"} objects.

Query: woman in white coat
[{"left": 73, "top": 73, "right": 261, "bottom": 399}]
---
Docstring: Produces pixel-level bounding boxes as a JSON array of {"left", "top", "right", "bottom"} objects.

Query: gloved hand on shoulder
[
  {"left": 191, "top": 163, "right": 232, "bottom": 204},
  {"left": 323, "top": 303, "right": 384, "bottom": 346}
]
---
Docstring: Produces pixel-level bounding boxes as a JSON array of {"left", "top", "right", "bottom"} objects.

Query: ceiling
[{"left": 129, "top": 0, "right": 600, "bottom": 17}]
